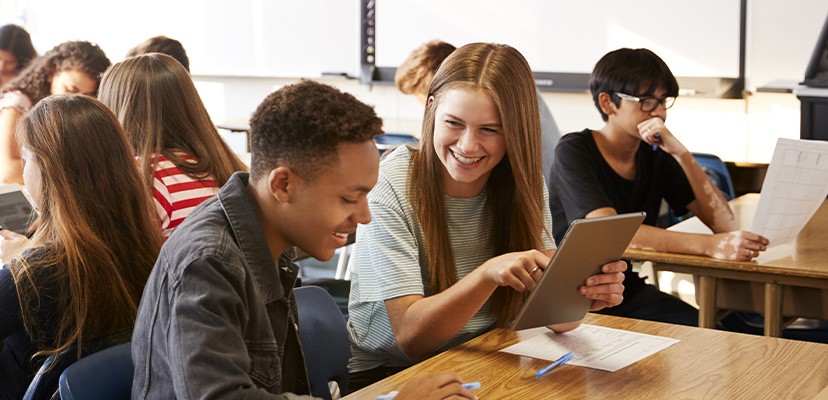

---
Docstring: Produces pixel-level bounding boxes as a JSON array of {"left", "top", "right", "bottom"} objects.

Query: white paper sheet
[
  {"left": 750, "top": 138, "right": 828, "bottom": 244},
  {"left": 500, "top": 324, "right": 679, "bottom": 372}
]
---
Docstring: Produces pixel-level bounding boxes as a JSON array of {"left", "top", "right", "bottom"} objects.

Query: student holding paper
[
  {"left": 346, "top": 43, "right": 626, "bottom": 391},
  {"left": 548, "top": 48, "right": 770, "bottom": 325},
  {"left": 0, "top": 41, "right": 111, "bottom": 185},
  {"left": 98, "top": 54, "right": 247, "bottom": 238},
  {"left": 0, "top": 95, "right": 162, "bottom": 399}
]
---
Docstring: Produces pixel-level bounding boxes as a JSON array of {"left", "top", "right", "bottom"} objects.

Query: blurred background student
[
  {"left": 0, "top": 24, "right": 37, "bottom": 88},
  {"left": 98, "top": 53, "right": 247, "bottom": 238},
  {"left": 0, "top": 95, "right": 162, "bottom": 399},
  {"left": 126, "top": 35, "right": 189, "bottom": 72},
  {"left": 0, "top": 41, "right": 110, "bottom": 185}
]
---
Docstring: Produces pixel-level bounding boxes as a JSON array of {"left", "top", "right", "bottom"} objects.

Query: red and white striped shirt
[{"left": 151, "top": 154, "right": 220, "bottom": 238}]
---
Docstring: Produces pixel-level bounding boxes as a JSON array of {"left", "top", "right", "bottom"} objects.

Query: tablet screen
[
  {"left": 0, "top": 184, "right": 37, "bottom": 235},
  {"left": 510, "top": 212, "right": 645, "bottom": 330}
]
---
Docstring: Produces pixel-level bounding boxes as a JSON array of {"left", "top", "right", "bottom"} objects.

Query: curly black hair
[
  {"left": 3, "top": 41, "right": 111, "bottom": 103},
  {"left": 0, "top": 24, "right": 37, "bottom": 73},
  {"left": 249, "top": 80, "right": 383, "bottom": 181}
]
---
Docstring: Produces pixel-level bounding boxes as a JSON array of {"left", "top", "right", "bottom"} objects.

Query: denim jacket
[{"left": 132, "top": 172, "right": 315, "bottom": 399}]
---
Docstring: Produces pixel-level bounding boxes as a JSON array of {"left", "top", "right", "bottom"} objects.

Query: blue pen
[
  {"left": 652, "top": 133, "right": 661, "bottom": 151},
  {"left": 376, "top": 382, "right": 481, "bottom": 400},
  {"left": 535, "top": 351, "right": 574, "bottom": 378}
]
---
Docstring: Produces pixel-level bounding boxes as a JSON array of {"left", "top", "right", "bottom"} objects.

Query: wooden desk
[
  {"left": 624, "top": 194, "right": 828, "bottom": 337},
  {"left": 344, "top": 314, "right": 828, "bottom": 399}
]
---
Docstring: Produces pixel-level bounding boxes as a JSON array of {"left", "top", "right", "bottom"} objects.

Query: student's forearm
[
  {"left": 0, "top": 111, "right": 23, "bottom": 185},
  {"left": 629, "top": 225, "right": 714, "bottom": 256},
  {"left": 673, "top": 152, "right": 734, "bottom": 232},
  {"left": 0, "top": 160, "right": 23, "bottom": 185},
  {"left": 388, "top": 269, "right": 499, "bottom": 362}
]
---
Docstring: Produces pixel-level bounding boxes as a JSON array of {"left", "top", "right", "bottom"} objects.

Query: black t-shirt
[{"left": 548, "top": 129, "right": 695, "bottom": 294}]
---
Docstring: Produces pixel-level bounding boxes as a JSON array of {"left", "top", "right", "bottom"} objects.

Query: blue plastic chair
[
  {"left": 293, "top": 286, "right": 351, "bottom": 400},
  {"left": 22, "top": 352, "right": 73, "bottom": 400},
  {"left": 693, "top": 152, "right": 736, "bottom": 200},
  {"left": 668, "top": 152, "right": 735, "bottom": 225},
  {"left": 22, "top": 333, "right": 130, "bottom": 400},
  {"left": 57, "top": 342, "right": 132, "bottom": 400},
  {"left": 375, "top": 132, "right": 418, "bottom": 155}
]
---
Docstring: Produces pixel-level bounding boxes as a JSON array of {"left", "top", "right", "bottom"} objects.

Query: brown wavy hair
[
  {"left": 395, "top": 40, "right": 456, "bottom": 98},
  {"left": 10, "top": 95, "right": 162, "bottom": 359},
  {"left": 409, "top": 43, "right": 546, "bottom": 326},
  {"left": 126, "top": 35, "right": 190, "bottom": 72},
  {"left": 3, "top": 40, "right": 110, "bottom": 103},
  {"left": 0, "top": 24, "right": 38, "bottom": 75},
  {"left": 98, "top": 53, "right": 246, "bottom": 191}
]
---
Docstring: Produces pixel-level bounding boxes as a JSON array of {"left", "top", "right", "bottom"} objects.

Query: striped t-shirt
[
  {"left": 347, "top": 146, "right": 555, "bottom": 373},
  {"left": 151, "top": 154, "right": 220, "bottom": 238}
]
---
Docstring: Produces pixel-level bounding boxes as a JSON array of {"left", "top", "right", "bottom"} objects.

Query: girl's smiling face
[{"left": 431, "top": 87, "right": 506, "bottom": 198}]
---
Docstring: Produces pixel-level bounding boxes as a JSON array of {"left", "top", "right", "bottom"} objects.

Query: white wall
[
  {"left": 2, "top": 0, "right": 360, "bottom": 78},
  {"left": 195, "top": 1, "right": 828, "bottom": 164},
  {"left": 4, "top": 1, "right": 826, "bottom": 163},
  {"left": 747, "top": 0, "right": 828, "bottom": 90}
]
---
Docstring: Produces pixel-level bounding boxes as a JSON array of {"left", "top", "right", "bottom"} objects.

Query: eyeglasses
[{"left": 614, "top": 92, "right": 676, "bottom": 112}]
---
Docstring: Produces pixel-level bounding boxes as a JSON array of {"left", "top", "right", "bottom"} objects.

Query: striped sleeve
[{"left": 152, "top": 156, "right": 220, "bottom": 238}]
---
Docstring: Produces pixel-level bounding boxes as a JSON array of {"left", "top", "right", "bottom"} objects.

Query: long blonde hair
[
  {"left": 97, "top": 53, "right": 246, "bottom": 191},
  {"left": 11, "top": 95, "right": 163, "bottom": 358},
  {"left": 409, "top": 43, "right": 545, "bottom": 326}
]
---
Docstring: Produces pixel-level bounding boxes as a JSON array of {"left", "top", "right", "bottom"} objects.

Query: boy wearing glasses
[{"left": 548, "top": 48, "right": 769, "bottom": 326}]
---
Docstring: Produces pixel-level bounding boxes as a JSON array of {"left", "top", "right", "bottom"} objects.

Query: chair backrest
[
  {"left": 23, "top": 333, "right": 129, "bottom": 400},
  {"left": 666, "top": 152, "right": 735, "bottom": 226},
  {"left": 23, "top": 352, "right": 72, "bottom": 400},
  {"left": 692, "top": 152, "right": 736, "bottom": 200},
  {"left": 58, "top": 342, "right": 133, "bottom": 400},
  {"left": 293, "top": 285, "right": 350, "bottom": 400},
  {"left": 375, "top": 132, "right": 418, "bottom": 155},
  {"left": 299, "top": 278, "right": 351, "bottom": 320}
]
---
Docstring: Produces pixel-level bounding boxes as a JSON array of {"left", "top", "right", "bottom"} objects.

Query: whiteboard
[
  {"left": 375, "top": 0, "right": 742, "bottom": 79},
  {"left": 15, "top": 0, "right": 360, "bottom": 78}
]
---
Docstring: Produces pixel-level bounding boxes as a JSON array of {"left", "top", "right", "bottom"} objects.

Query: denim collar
[{"left": 217, "top": 172, "right": 298, "bottom": 302}]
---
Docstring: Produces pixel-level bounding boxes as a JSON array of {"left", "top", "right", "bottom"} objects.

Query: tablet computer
[
  {"left": 511, "top": 212, "right": 645, "bottom": 330},
  {"left": 0, "top": 184, "right": 37, "bottom": 235}
]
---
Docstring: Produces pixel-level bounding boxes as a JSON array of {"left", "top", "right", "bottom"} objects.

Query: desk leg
[
  {"left": 764, "top": 283, "right": 783, "bottom": 337},
  {"left": 698, "top": 276, "right": 717, "bottom": 329}
]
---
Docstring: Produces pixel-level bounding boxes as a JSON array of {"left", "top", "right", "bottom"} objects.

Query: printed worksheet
[
  {"left": 500, "top": 324, "right": 679, "bottom": 372},
  {"left": 750, "top": 138, "right": 828, "bottom": 244}
]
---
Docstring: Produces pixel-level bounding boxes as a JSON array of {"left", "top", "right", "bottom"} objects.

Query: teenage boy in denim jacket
[{"left": 132, "top": 81, "right": 476, "bottom": 400}]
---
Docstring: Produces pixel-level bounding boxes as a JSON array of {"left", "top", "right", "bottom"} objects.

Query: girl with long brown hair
[
  {"left": 0, "top": 40, "right": 111, "bottom": 185},
  {"left": 0, "top": 95, "right": 163, "bottom": 399},
  {"left": 98, "top": 53, "right": 247, "bottom": 237},
  {"left": 346, "top": 43, "right": 627, "bottom": 390}
]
